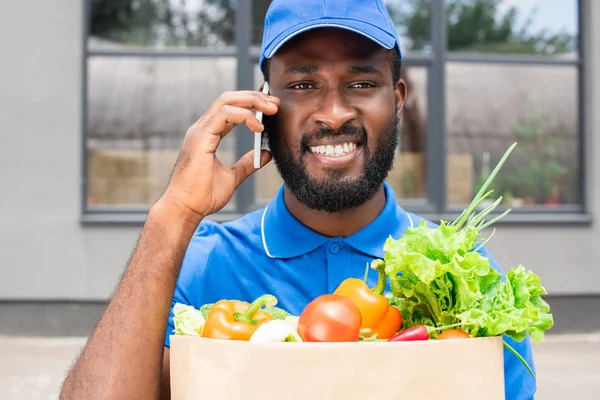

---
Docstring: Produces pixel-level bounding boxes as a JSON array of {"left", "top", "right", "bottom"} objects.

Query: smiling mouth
[{"left": 308, "top": 142, "right": 360, "bottom": 157}]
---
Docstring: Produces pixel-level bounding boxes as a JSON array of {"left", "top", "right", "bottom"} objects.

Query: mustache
[{"left": 300, "top": 125, "right": 368, "bottom": 149}]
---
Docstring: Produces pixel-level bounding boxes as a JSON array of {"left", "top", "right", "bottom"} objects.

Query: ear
[{"left": 394, "top": 78, "right": 408, "bottom": 120}]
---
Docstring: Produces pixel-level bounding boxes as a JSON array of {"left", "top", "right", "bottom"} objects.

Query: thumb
[{"left": 231, "top": 149, "right": 272, "bottom": 188}]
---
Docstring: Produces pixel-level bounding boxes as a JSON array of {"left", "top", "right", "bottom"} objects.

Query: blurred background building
[{"left": 1, "top": 0, "right": 598, "bottom": 336}]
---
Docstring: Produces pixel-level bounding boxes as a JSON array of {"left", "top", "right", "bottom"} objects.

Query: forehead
[{"left": 269, "top": 28, "right": 389, "bottom": 69}]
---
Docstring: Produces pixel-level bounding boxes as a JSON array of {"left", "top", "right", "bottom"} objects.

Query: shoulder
[
  {"left": 402, "top": 210, "right": 438, "bottom": 230},
  {"left": 175, "top": 208, "right": 265, "bottom": 291},
  {"left": 196, "top": 207, "right": 265, "bottom": 240},
  {"left": 184, "top": 207, "right": 265, "bottom": 260}
]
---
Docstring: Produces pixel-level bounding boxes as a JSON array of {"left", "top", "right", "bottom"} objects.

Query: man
[{"left": 60, "top": 1, "right": 536, "bottom": 399}]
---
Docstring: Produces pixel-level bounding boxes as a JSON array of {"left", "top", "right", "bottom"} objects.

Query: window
[
  {"left": 442, "top": 0, "right": 582, "bottom": 213},
  {"left": 83, "top": 0, "right": 585, "bottom": 221}
]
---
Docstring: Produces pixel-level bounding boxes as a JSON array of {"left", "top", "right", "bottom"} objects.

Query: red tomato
[
  {"left": 297, "top": 294, "right": 362, "bottom": 342},
  {"left": 437, "top": 329, "right": 471, "bottom": 340}
]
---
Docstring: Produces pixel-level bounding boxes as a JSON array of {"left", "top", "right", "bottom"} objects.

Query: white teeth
[{"left": 309, "top": 142, "right": 358, "bottom": 157}]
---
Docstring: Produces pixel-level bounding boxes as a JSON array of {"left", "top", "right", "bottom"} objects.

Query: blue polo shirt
[{"left": 165, "top": 182, "right": 536, "bottom": 400}]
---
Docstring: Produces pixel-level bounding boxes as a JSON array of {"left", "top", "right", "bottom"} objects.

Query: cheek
[
  {"left": 361, "top": 100, "right": 396, "bottom": 148},
  {"left": 368, "top": 92, "right": 396, "bottom": 117},
  {"left": 271, "top": 103, "right": 307, "bottom": 144},
  {"left": 277, "top": 100, "right": 307, "bottom": 125}
]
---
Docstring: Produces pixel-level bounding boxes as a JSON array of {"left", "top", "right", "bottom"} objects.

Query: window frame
[{"left": 80, "top": 0, "right": 591, "bottom": 226}]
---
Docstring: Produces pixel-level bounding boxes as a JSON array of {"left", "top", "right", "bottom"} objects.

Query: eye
[
  {"left": 350, "top": 82, "right": 376, "bottom": 89},
  {"left": 290, "top": 82, "right": 315, "bottom": 90}
]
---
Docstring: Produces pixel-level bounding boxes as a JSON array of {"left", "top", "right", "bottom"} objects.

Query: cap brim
[{"left": 263, "top": 18, "right": 398, "bottom": 63}]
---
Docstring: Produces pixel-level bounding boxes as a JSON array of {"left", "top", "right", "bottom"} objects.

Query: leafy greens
[{"left": 382, "top": 143, "right": 554, "bottom": 343}]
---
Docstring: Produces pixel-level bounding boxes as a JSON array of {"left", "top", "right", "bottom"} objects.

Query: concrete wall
[
  {"left": 0, "top": 0, "right": 597, "bottom": 301},
  {"left": 0, "top": 0, "right": 138, "bottom": 300}
]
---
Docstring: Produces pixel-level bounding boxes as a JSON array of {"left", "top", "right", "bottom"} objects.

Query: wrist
[{"left": 150, "top": 196, "right": 204, "bottom": 235}]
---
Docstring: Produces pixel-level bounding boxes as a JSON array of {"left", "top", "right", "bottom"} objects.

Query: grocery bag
[{"left": 169, "top": 335, "right": 505, "bottom": 400}]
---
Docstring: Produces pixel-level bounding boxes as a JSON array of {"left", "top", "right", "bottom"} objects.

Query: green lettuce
[
  {"left": 173, "top": 303, "right": 205, "bottom": 336},
  {"left": 382, "top": 143, "right": 554, "bottom": 343}
]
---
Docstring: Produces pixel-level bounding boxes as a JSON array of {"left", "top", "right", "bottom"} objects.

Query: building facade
[{"left": 1, "top": 0, "right": 597, "bottom": 335}]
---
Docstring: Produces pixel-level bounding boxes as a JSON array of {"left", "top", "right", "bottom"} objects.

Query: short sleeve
[
  {"left": 503, "top": 334, "right": 536, "bottom": 399},
  {"left": 164, "top": 221, "right": 220, "bottom": 348},
  {"left": 477, "top": 246, "right": 537, "bottom": 400}
]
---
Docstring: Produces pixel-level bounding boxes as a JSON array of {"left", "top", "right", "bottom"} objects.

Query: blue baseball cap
[{"left": 259, "top": 0, "right": 402, "bottom": 69}]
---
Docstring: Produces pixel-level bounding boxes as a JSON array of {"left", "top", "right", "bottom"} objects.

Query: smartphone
[{"left": 254, "top": 82, "right": 270, "bottom": 168}]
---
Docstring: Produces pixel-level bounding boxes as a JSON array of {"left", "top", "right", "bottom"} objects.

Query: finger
[
  {"left": 213, "top": 91, "right": 280, "bottom": 114},
  {"left": 188, "top": 91, "right": 279, "bottom": 146},
  {"left": 231, "top": 149, "right": 272, "bottom": 188},
  {"left": 209, "top": 105, "right": 263, "bottom": 136},
  {"left": 199, "top": 106, "right": 264, "bottom": 154}
]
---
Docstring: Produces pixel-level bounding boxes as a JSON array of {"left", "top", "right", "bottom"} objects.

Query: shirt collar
[
  {"left": 260, "top": 182, "right": 415, "bottom": 259},
  {"left": 343, "top": 183, "right": 415, "bottom": 259}
]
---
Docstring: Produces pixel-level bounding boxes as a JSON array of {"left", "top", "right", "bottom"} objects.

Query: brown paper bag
[{"left": 170, "top": 335, "right": 505, "bottom": 400}]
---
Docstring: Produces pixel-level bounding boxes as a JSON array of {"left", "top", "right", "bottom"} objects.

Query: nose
[{"left": 311, "top": 89, "right": 358, "bottom": 131}]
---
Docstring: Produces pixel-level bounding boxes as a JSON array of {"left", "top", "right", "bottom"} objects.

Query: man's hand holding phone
[{"left": 159, "top": 88, "right": 279, "bottom": 225}]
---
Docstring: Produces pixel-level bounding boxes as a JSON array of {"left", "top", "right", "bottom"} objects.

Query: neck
[{"left": 283, "top": 184, "right": 387, "bottom": 238}]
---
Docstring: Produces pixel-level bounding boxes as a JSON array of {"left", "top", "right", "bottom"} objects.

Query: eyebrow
[
  {"left": 348, "top": 65, "right": 381, "bottom": 75},
  {"left": 282, "top": 64, "right": 382, "bottom": 75},
  {"left": 283, "top": 65, "right": 319, "bottom": 75}
]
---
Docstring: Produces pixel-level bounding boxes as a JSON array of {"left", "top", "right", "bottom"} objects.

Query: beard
[{"left": 265, "top": 112, "right": 398, "bottom": 213}]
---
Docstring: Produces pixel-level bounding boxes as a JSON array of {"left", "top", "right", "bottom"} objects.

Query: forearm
[{"left": 60, "top": 200, "right": 201, "bottom": 399}]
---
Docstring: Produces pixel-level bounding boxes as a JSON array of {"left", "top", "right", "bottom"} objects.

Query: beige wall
[{"left": 0, "top": 0, "right": 597, "bottom": 300}]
